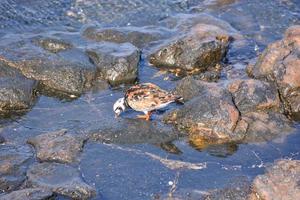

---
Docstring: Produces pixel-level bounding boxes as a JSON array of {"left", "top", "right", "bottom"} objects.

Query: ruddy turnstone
[{"left": 113, "top": 83, "right": 183, "bottom": 120}]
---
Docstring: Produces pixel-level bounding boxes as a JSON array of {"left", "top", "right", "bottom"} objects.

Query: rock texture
[
  {"left": 27, "top": 162, "right": 96, "bottom": 200},
  {"left": 27, "top": 130, "right": 85, "bottom": 164},
  {"left": 149, "top": 23, "right": 231, "bottom": 75},
  {"left": 251, "top": 159, "right": 300, "bottom": 200},
  {"left": 0, "top": 64, "right": 37, "bottom": 113},
  {"left": 164, "top": 80, "right": 242, "bottom": 142},
  {"left": 247, "top": 25, "right": 300, "bottom": 116},
  {"left": 86, "top": 42, "right": 140, "bottom": 85},
  {"left": 0, "top": 188, "right": 53, "bottom": 200},
  {"left": 0, "top": 145, "right": 33, "bottom": 192}
]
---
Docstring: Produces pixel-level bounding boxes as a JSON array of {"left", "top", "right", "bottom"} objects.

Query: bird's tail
[{"left": 175, "top": 96, "right": 184, "bottom": 104}]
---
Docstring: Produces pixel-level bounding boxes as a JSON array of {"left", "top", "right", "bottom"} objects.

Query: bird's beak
[{"left": 115, "top": 113, "right": 119, "bottom": 118}]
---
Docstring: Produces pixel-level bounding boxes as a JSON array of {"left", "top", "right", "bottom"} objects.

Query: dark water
[{"left": 0, "top": 0, "right": 300, "bottom": 199}]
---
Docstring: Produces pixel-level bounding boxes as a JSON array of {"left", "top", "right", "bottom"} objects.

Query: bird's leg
[{"left": 137, "top": 111, "right": 152, "bottom": 121}]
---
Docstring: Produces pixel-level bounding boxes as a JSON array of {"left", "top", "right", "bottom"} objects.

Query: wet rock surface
[
  {"left": 251, "top": 159, "right": 300, "bottom": 200},
  {"left": 33, "top": 37, "right": 73, "bottom": 53},
  {"left": 164, "top": 81, "right": 241, "bottom": 142},
  {"left": 0, "top": 145, "right": 33, "bottom": 193},
  {"left": 0, "top": 64, "right": 37, "bottom": 114},
  {"left": 89, "top": 118, "right": 180, "bottom": 144},
  {"left": 86, "top": 42, "right": 140, "bottom": 85},
  {"left": 0, "top": 35, "right": 96, "bottom": 96},
  {"left": 28, "top": 130, "right": 85, "bottom": 164},
  {"left": 83, "top": 26, "right": 170, "bottom": 49},
  {"left": 248, "top": 25, "right": 300, "bottom": 116},
  {"left": 0, "top": 188, "right": 53, "bottom": 200},
  {"left": 26, "top": 162, "right": 96, "bottom": 199},
  {"left": 149, "top": 23, "right": 231, "bottom": 75},
  {"left": 228, "top": 79, "right": 281, "bottom": 114}
]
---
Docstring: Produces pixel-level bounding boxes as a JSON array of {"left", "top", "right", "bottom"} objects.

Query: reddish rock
[
  {"left": 247, "top": 25, "right": 300, "bottom": 116},
  {"left": 251, "top": 159, "right": 300, "bottom": 200}
]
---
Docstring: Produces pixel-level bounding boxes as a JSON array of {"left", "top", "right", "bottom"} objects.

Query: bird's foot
[{"left": 136, "top": 111, "right": 152, "bottom": 121}]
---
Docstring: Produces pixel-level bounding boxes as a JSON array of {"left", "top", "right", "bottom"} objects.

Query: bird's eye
[{"left": 115, "top": 107, "right": 123, "bottom": 112}]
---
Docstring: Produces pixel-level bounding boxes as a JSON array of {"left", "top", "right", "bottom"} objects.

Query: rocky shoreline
[{"left": 0, "top": 1, "right": 300, "bottom": 199}]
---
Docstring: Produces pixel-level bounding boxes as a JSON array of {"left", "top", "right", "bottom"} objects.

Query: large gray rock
[
  {"left": 0, "top": 145, "right": 33, "bottom": 192},
  {"left": 0, "top": 35, "right": 96, "bottom": 96},
  {"left": 28, "top": 130, "right": 85, "bottom": 164},
  {"left": 0, "top": 64, "right": 37, "bottom": 113},
  {"left": 228, "top": 79, "right": 281, "bottom": 114},
  {"left": 27, "top": 162, "right": 96, "bottom": 200},
  {"left": 251, "top": 159, "right": 300, "bottom": 200},
  {"left": 0, "top": 188, "right": 53, "bottom": 200},
  {"left": 149, "top": 23, "right": 231, "bottom": 74},
  {"left": 247, "top": 25, "right": 300, "bottom": 116},
  {"left": 164, "top": 81, "right": 242, "bottom": 142},
  {"left": 86, "top": 42, "right": 140, "bottom": 85}
]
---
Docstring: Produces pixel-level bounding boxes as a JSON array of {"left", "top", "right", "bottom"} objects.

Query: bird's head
[{"left": 113, "top": 97, "right": 126, "bottom": 118}]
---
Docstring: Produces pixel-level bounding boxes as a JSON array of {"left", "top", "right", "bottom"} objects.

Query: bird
[{"left": 113, "top": 83, "right": 183, "bottom": 120}]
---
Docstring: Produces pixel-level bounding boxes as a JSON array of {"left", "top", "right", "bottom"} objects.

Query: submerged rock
[
  {"left": 228, "top": 79, "right": 281, "bottom": 114},
  {"left": 0, "top": 64, "right": 37, "bottom": 114},
  {"left": 164, "top": 81, "right": 242, "bottom": 142},
  {"left": 86, "top": 42, "right": 140, "bottom": 85},
  {"left": 89, "top": 118, "right": 179, "bottom": 144},
  {"left": 247, "top": 25, "right": 300, "bottom": 116},
  {"left": 28, "top": 130, "right": 85, "bottom": 164},
  {"left": 251, "top": 159, "right": 300, "bottom": 200},
  {"left": 149, "top": 23, "right": 231, "bottom": 75},
  {"left": 82, "top": 26, "right": 170, "bottom": 48},
  {"left": 0, "top": 188, "right": 53, "bottom": 200},
  {"left": 27, "top": 162, "right": 96, "bottom": 200},
  {"left": 32, "top": 36, "right": 73, "bottom": 53},
  {"left": 0, "top": 145, "right": 33, "bottom": 192}
]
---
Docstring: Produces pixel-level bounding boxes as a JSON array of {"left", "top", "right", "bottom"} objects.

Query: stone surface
[
  {"left": 89, "top": 118, "right": 180, "bottom": 144},
  {"left": 164, "top": 81, "right": 242, "bottom": 142},
  {"left": 0, "top": 144, "right": 33, "bottom": 192},
  {"left": 32, "top": 36, "right": 73, "bottom": 53},
  {"left": 82, "top": 26, "right": 170, "bottom": 48},
  {"left": 86, "top": 42, "right": 140, "bottom": 85},
  {"left": 0, "top": 35, "right": 96, "bottom": 96},
  {"left": 228, "top": 79, "right": 281, "bottom": 114},
  {"left": 251, "top": 159, "right": 300, "bottom": 200},
  {"left": 0, "top": 188, "right": 53, "bottom": 200},
  {"left": 27, "top": 162, "right": 96, "bottom": 200},
  {"left": 247, "top": 25, "right": 300, "bottom": 116},
  {"left": 236, "top": 111, "right": 294, "bottom": 143},
  {"left": 0, "top": 64, "right": 37, "bottom": 113},
  {"left": 149, "top": 23, "right": 231, "bottom": 74},
  {"left": 27, "top": 130, "right": 85, "bottom": 164}
]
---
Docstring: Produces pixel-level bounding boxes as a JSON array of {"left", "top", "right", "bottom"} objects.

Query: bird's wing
[{"left": 125, "top": 83, "right": 177, "bottom": 111}]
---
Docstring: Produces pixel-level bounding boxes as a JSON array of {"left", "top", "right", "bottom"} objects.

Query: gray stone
[
  {"left": 86, "top": 42, "right": 140, "bottom": 85},
  {"left": 28, "top": 130, "right": 85, "bottom": 164},
  {"left": 32, "top": 36, "right": 73, "bottom": 53},
  {"left": 0, "top": 188, "right": 53, "bottom": 200},
  {"left": 0, "top": 64, "right": 37, "bottom": 113},
  {"left": 0, "top": 144, "right": 33, "bottom": 192},
  {"left": 27, "top": 162, "right": 96, "bottom": 200}
]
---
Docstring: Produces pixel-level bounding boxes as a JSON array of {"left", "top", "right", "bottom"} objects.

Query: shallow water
[{"left": 0, "top": 0, "right": 300, "bottom": 199}]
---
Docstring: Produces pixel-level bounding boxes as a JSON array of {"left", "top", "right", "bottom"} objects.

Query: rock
[
  {"left": 164, "top": 81, "right": 242, "bottom": 142},
  {"left": 27, "top": 130, "right": 85, "bottom": 164},
  {"left": 0, "top": 64, "right": 37, "bottom": 114},
  {"left": 89, "top": 118, "right": 179, "bottom": 144},
  {"left": 0, "top": 144, "right": 33, "bottom": 192},
  {"left": 32, "top": 36, "right": 73, "bottom": 53},
  {"left": 149, "top": 23, "right": 231, "bottom": 74},
  {"left": 0, "top": 188, "right": 53, "bottom": 200},
  {"left": 251, "top": 159, "right": 300, "bottom": 200},
  {"left": 236, "top": 111, "right": 294, "bottom": 143},
  {"left": 82, "top": 26, "right": 170, "bottom": 48},
  {"left": 228, "top": 79, "right": 281, "bottom": 114},
  {"left": 27, "top": 162, "right": 96, "bottom": 200},
  {"left": 0, "top": 35, "right": 96, "bottom": 96},
  {"left": 247, "top": 25, "right": 300, "bottom": 116},
  {"left": 86, "top": 42, "right": 140, "bottom": 85}
]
